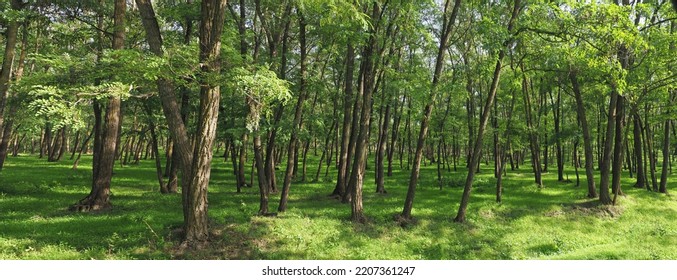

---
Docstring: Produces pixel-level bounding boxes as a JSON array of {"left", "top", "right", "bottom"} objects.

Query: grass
[{"left": 0, "top": 153, "right": 675, "bottom": 259}]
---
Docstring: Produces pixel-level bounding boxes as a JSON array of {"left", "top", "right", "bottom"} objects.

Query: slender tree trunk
[
  {"left": 279, "top": 12, "right": 307, "bottom": 212},
  {"left": 522, "top": 70, "right": 542, "bottom": 187},
  {"left": 454, "top": 0, "right": 519, "bottom": 223},
  {"left": 402, "top": 0, "right": 462, "bottom": 220},
  {"left": 0, "top": 21, "right": 27, "bottom": 170},
  {"left": 332, "top": 44, "right": 355, "bottom": 199},
  {"left": 659, "top": 93, "right": 674, "bottom": 193},
  {"left": 0, "top": 0, "right": 22, "bottom": 146},
  {"left": 570, "top": 71, "right": 597, "bottom": 198},
  {"left": 611, "top": 95, "right": 626, "bottom": 204},
  {"left": 598, "top": 85, "right": 619, "bottom": 205}
]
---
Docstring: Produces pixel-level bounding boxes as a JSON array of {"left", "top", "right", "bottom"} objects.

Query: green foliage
[{"left": 226, "top": 66, "right": 292, "bottom": 132}]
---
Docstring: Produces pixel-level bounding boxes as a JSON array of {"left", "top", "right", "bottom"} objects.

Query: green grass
[{"left": 0, "top": 153, "right": 675, "bottom": 259}]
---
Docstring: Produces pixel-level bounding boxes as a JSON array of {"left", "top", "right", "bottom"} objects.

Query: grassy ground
[{"left": 0, "top": 153, "right": 675, "bottom": 260}]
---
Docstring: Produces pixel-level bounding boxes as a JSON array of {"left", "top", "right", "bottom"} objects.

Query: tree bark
[
  {"left": 598, "top": 86, "right": 618, "bottom": 205},
  {"left": 332, "top": 43, "right": 356, "bottom": 199},
  {"left": 570, "top": 71, "right": 597, "bottom": 198},
  {"left": 279, "top": 11, "right": 307, "bottom": 212},
  {"left": 0, "top": 0, "right": 23, "bottom": 148},
  {"left": 659, "top": 92, "right": 674, "bottom": 193},
  {"left": 71, "top": 0, "right": 125, "bottom": 212},
  {"left": 402, "top": 0, "right": 462, "bottom": 220},
  {"left": 454, "top": 0, "right": 519, "bottom": 223}
]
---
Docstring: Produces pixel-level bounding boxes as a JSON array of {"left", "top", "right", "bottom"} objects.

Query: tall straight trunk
[
  {"left": 550, "top": 87, "right": 564, "bottom": 181},
  {"left": 570, "top": 71, "right": 597, "bottom": 198},
  {"left": 401, "top": 0, "right": 462, "bottom": 220},
  {"left": 144, "top": 104, "right": 167, "bottom": 193},
  {"left": 279, "top": 11, "right": 307, "bottom": 212},
  {"left": 332, "top": 44, "right": 355, "bottom": 199},
  {"left": 659, "top": 93, "right": 674, "bottom": 193},
  {"left": 347, "top": 3, "right": 381, "bottom": 222},
  {"left": 0, "top": 21, "right": 28, "bottom": 170},
  {"left": 633, "top": 113, "right": 646, "bottom": 188},
  {"left": 454, "top": 0, "right": 519, "bottom": 223},
  {"left": 137, "top": 0, "right": 221, "bottom": 245},
  {"left": 73, "top": 127, "right": 94, "bottom": 170},
  {"left": 375, "top": 101, "right": 391, "bottom": 193},
  {"left": 387, "top": 97, "right": 403, "bottom": 176},
  {"left": 598, "top": 87, "right": 619, "bottom": 205},
  {"left": 180, "top": 0, "right": 227, "bottom": 243},
  {"left": 496, "top": 90, "right": 516, "bottom": 203},
  {"left": 611, "top": 95, "right": 626, "bottom": 204},
  {"left": 522, "top": 71, "right": 542, "bottom": 186},
  {"left": 0, "top": 0, "right": 22, "bottom": 144},
  {"left": 238, "top": 133, "right": 248, "bottom": 187},
  {"left": 264, "top": 4, "right": 293, "bottom": 194},
  {"left": 71, "top": 0, "right": 125, "bottom": 211},
  {"left": 253, "top": 131, "right": 270, "bottom": 214}
]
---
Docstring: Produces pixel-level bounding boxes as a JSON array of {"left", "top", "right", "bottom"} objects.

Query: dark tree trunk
[
  {"left": 332, "top": 44, "right": 355, "bottom": 199},
  {"left": 611, "top": 95, "right": 626, "bottom": 204},
  {"left": 347, "top": 3, "right": 380, "bottom": 223},
  {"left": 455, "top": 0, "right": 519, "bottom": 223},
  {"left": 402, "top": 0, "right": 461, "bottom": 220},
  {"left": 633, "top": 113, "right": 646, "bottom": 188},
  {"left": 279, "top": 11, "right": 307, "bottom": 212},
  {"left": 570, "top": 71, "right": 597, "bottom": 198},
  {"left": 522, "top": 70, "right": 542, "bottom": 187},
  {"left": 659, "top": 92, "right": 674, "bottom": 194},
  {"left": 0, "top": 21, "right": 27, "bottom": 170},
  {"left": 0, "top": 0, "right": 22, "bottom": 147},
  {"left": 144, "top": 104, "right": 167, "bottom": 193},
  {"left": 375, "top": 101, "right": 391, "bottom": 194},
  {"left": 71, "top": 0, "right": 125, "bottom": 212},
  {"left": 598, "top": 86, "right": 619, "bottom": 205}
]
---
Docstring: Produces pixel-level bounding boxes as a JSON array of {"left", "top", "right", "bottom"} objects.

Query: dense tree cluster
[{"left": 0, "top": 0, "right": 675, "bottom": 246}]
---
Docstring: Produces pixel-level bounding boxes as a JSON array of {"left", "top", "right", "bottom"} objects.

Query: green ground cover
[{"left": 0, "top": 155, "right": 675, "bottom": 259}]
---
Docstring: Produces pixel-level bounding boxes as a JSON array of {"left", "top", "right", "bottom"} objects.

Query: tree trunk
[
  {"left": 598, "top": 86, "right": 619, "bottom": 205},
  {"left": 659, "top": 92, "right": 674, "bottom": 193},
  {"left": 454, "top": 0, "right": 519, "bottom": 223},
  {"left": 179, "top": 0, "right": 227, "bottom": 244},
  {"left": 633, "top": 112, "right": 646, "bottom": 188},
  {"left": 71, "top": 0, "right": 125, "bottom": 212},
  {"left": 570, "top": 71, "right": 597, "bottom": 198},
  {"left": 279, "top": 12, "right": 307, "bottom": 212},
  {"left": 402, "top": 0, "right": 462, "bottom": 220},
  {"left": 611, "top": 95, "right": 626, "bottom": 204},
  {"left": 332, "top": 44, "right": 355, "bottom": 199},
  {"left": 0, "top": 0, "right": 22, "bottom": 147},
  {"left": 522, "top": 70, "right": 542, "bottom": 187}
]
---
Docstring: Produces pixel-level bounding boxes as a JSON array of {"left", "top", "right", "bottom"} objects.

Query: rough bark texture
[
  {"left": 71, "top": 0, "right": 125, "bottom": 212},
  {"left": 182, "top": 0, "right": 227, "bottom": 244}
]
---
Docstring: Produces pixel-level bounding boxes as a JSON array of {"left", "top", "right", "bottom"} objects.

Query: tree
[
  {"left": 455, "top": 0, "right": 521, "bottom": 223},
  {"left": 401, "top": 0, "right": 462, "bottom": 221},
  {"left": 70, "top": 0, "right": 125, "bottom": 212}
]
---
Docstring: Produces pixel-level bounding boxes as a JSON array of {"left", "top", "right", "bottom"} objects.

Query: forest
[{"left": 0, "top": 0, "right": 676, "bottom": 260}]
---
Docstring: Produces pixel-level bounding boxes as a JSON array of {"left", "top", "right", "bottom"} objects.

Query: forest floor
[{"left": 0, "top": 154, "right": 675, "bottom": 260}]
